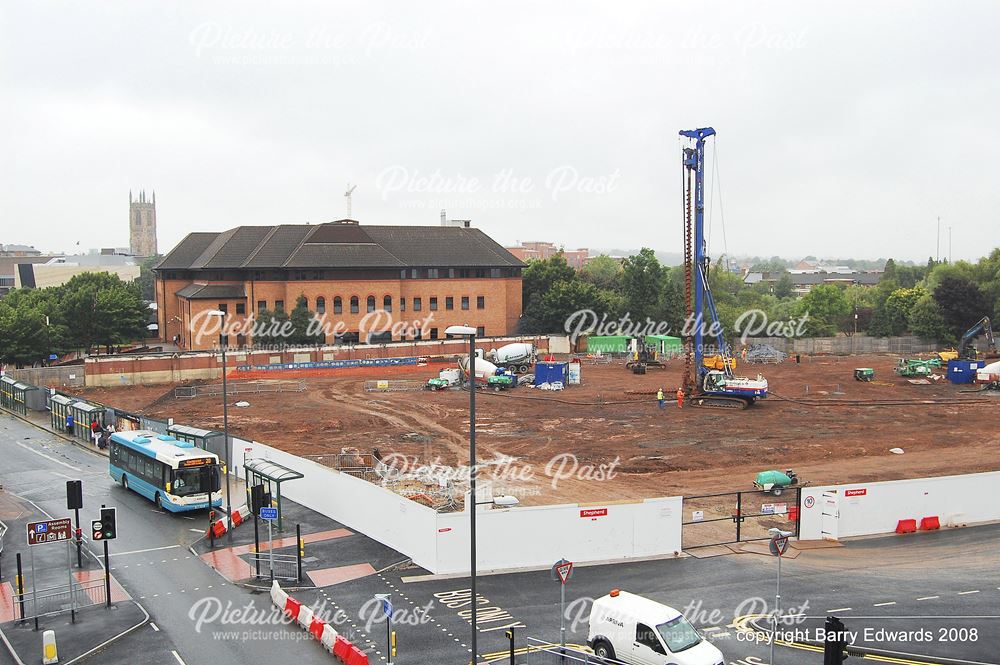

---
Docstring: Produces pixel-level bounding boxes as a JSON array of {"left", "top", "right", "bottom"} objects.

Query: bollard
[
  {"left": 296, "top": 524, "right": 303, "bottom": 583},
  {"left": 42, "top": 629, "right": 58, "bottom": 664}
]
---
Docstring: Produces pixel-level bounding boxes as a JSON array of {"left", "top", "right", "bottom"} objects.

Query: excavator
[
  {"left": 679, "top": 127, "right": 768, "bottom": 408},
  {"left": 937, "top": 317, "right": 998, "bottom": 361}
]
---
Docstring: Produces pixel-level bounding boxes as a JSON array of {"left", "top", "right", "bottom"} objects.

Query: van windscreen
[{"left": 657, "top": 616, "right": 701, "bottom": 653}]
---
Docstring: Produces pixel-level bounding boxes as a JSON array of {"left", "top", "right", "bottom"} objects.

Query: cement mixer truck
[
  {"left": 457, "top": 350, "right": 516, "bottom": 390},
  {"left": 487, "top": 343, "right": 536, "bottom": 373}
]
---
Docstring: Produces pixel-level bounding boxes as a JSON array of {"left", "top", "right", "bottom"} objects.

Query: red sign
[
  {"left": 437, "top": 527, "right": 452, "bottom": 533},
  {"left": 580, "top": 508, "right": 608, "bottom": 519},
  {"left": 844, "top": 488, "right": 867, "bottom": 497},
  {"left": 555, "top": 561, "right": 573, "bottom": 584}
]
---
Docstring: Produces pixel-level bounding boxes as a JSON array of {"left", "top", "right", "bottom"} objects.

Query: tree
[
  {"left": 521, "top": 255, "right": 577, "bottom": 304},
  {"left": 136, "top": 255, "right": 162, "bottom": 302},
  {"left": 773, "top": 274, "right": 795, "bottom": 299},
  {"left": 0, "top": 301, "right": 53, "bottom": 367},
  {"left": 579, "top": 255, "right": 622, "bottom": 291},
  {"left": 795, "top": 284, "right": 850, "bottom": 337},
  {"left": 869, "top": 286, "right": 926, "bottom": 337},
  {"left": 908, "top": 295, "right": 952, "bottom": 343},
  {"left": 287, "top": 294, "right": 324, "bottom": 345},
  {"left": 933, "top": 275, "right": 990, "bottom": 340},
  {"left": 530, "top": 280, "right": 615, "bottom": 334},
  {"left": 620, "top": 248, "right": 663, "bottom": 323}
]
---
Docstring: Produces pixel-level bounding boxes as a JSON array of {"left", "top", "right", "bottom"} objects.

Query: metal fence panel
[
  {"left": 18, "top": 578, "right": 106, "bottom": 620},
  {"left": 248, "top": 553, "right": 300, "bottom": 582}
]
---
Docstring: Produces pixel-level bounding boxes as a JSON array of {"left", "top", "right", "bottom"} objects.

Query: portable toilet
[
  {"left": 947, "top": 359, "right": 985, "bottom": 384},
  {"left": 534, "top": 362, "right": 569, "bottom": 386}
]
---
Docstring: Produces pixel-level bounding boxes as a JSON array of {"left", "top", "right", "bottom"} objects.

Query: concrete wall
[
  {"left": 799, "top": 472, "right": 1000, "bottom": 540},
  {"left": 433, "top": 497, "right": 682, "bottom": 575},
  {"left": 230, "top": 437, "right": 683, "bottom": 575},
  {"left": 742, "top": 335, "right": 938, "bottom": 355}
]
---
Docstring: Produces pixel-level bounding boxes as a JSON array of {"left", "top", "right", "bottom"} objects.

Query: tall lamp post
[
  {"left": 208, "top": 310, "right": 233, "bottom": 545},
  {"left": 445, "top": 325, "right": 481, "bottom": 663}
]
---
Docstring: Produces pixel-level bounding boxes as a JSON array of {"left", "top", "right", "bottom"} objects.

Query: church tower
[{"left": 129, "top": 189, "right": 158, "bottom": 257}]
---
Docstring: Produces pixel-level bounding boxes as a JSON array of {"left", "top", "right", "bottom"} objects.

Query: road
[{"left": 0, "top": 412, "right": 337, "bottom": 665}]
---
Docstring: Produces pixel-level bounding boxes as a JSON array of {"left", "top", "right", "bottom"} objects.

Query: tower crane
[{"left": 680, "top": 127, "right": 768, "bottom": 408}]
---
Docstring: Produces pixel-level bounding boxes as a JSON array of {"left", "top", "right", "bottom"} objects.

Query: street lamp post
[
  {"left": 446, "top": 325, "right": 480, "bottom": 664},
  {"left": 209, "top": 310, "right": 234, "bottom": 546}
]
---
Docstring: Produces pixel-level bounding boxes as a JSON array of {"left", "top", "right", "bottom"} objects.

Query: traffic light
[
  {"left": 250, "top": 484, "right": 271, "bottom": 514},
  {"left": 824, "top": 616, "right": 849, "bottom": 665},
  {"left": 66, "top": 480, "right": 83, "bottom": 510},
  {"left": 98, "top": 507, "right": 117, "bottom": 541}
]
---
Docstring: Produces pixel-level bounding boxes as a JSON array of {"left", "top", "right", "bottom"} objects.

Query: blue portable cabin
[
  {"left": 534, "top": 362, "right": 569, "bottom": 386},
  {"left": 947, "top": 359, "right": 984, "bottom": 384}
]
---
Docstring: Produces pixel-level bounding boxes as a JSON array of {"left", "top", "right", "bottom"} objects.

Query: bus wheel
[{"left": 121, "top": 475, "right": 128, "bottom": 491}]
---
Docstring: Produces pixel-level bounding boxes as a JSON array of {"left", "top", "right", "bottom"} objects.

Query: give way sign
[{"left": 551, "top": 558, "right": 573, "bottom": 585}]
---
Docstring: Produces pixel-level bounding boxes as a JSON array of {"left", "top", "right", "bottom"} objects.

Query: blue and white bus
[{"left": 109, "top": 430, "right": 223, "bottom": 513}]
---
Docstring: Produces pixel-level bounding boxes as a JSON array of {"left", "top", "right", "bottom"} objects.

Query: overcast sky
[{"left": 2, "top": 1, "right": 997, "bottom": 263}]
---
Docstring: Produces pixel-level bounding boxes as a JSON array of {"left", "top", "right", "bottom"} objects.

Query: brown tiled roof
[{"left": 156, "top": 222, "right": 523, "bottom": 271}]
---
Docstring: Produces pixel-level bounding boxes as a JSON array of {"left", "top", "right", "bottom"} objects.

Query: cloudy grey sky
[{"left": 2, "top": 1, "right": 997, "bottom": 263}]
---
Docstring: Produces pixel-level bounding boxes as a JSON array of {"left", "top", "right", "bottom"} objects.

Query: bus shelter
[
  {"left": 49, "top": 393, "right": 75, "bottom": 431},
  {"left": 168, "top": 424, "right": 226, "bottom": 460},
  {"left": 68, "top": 401, "right": 105, "bottom": 444},
  {"left": 243, "top": 458, "right": 303, "bottom": 531},
  {"left": 0, "top": 376, "right": 32, "bottom": 415}
]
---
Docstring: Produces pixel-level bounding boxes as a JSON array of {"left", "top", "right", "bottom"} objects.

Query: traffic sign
[
  {"left": 260, "top": 507, "right": 278, "bottom": 520},
  {"left": 26, "top": 518, "right": 72, "bottom": 546},
  {"left": 769, "top": 534, "right": 790, "bottom": 557},
  {"left": 92, "top": 520, "right": 104, "bottom": 540},
  {"left": 551, "top": 558, "right": 573, "bottom": 585}
]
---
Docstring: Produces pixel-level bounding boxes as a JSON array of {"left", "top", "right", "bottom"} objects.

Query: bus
[{"left": 109, "top": 430, "right": 223, "bottom": 513}]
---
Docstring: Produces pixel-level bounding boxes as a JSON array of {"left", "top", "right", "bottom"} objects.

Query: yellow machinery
[{"left": 703, "top": 354, "right": 736, "bottom": 371}]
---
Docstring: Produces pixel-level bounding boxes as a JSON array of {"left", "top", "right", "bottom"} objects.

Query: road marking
[
  {"left": 171, "top": 651, "right": 186, "bottom": 665},
  {"left": 150, "top": 623, "right": 159, "bottom": 631},
  {"left": 827, "top": 607, "right": 852, "bottom": 612},
  {"left": 957, "top": 590, "right": 980, "bottom": 595},
  {"left": 14, "top": 441, "right": 81, "bottom": 471},
  {"left": 873, "top": 601, "right": 896, "bottom": 607},
  {"left": 916, "top": 596, "right": 939, "bottom": 601},
  {"left": 110, "top": 545, "right": 181, "bottom": 557}
]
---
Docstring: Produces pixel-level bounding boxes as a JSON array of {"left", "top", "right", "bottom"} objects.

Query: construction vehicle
[
  {"left": 679, "top": 127, "right": 768, "bottom": 408},
  {"left": 625, "top": 338, "right": 667, "bottom": 372},
  {"left": 854, "top": 368, "right": 875, "bottom": 382},
  {"left": 487, "top": 343, "right": 536, "bottom": 373},
  {"left": 457, "top": 349, "right": 501, "bottom": 381},
  {"left": 486, "top": 373, "right": 515, "bottom": 391},
  {"left": 703, "top": 354, "right": 736, "bottom": 371},
  {"left": 894, "top": 358, "right": 942, "bottom": 377},
  {"left": 957, "top": 317, "right": 997, "bottom": 360}
]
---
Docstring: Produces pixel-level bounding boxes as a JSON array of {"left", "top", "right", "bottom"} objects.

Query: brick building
[
  {"left": 154, "top": 220, "right": 524, "bottom": 350},
  {"left": 504, "top": 241, "right": 589, "bottom": 269}
]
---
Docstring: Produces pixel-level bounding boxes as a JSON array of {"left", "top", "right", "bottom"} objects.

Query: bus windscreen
[{"left": 173, "top": 465, "right": 220, "bottom": 496}]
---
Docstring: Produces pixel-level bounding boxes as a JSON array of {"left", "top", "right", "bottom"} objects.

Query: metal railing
[
  {"left": 175, "top": 379, "right": 306, "bottom": 399},
  {"left": 248, "top": 552, "right": 300, "bottom": 583},
  {"left": 17, "top": 578, "right": 106, "bottom": 621},
  {"left": 524, "top": 638, "right": 626, "bottom": 664}
]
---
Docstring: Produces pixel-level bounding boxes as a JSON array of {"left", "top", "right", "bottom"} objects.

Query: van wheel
[
  {"left": 121, "top": 476, "right": 128, "bottom": 491},
  {"left": 593, "top": 641, "right": 615, "bottom": 660},
  {"left": 772, "top": 487, "right": 783, "bottom": 496}
]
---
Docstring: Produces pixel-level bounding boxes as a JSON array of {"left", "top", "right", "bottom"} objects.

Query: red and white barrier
[{"left": 269, "top": 580, "right": 368, "bottom": 663}]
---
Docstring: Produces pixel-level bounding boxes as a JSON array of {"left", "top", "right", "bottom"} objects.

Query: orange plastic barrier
[
  {"left": 895, "top": 519, "right": 917, "bottom": 534},
  {"left": 284, "top": 597, "right": 301, "bottom": 622},
  {"left": 333, "top": 636, "right": 352, "bottom": 660},
  {"left": 346, "top": 645, "right": 370, "bottom": 665},
  {"left": 231, "top": 510, "right": 243, "bottom": 527},
  {"left": 309, "top": 617, "right": 326, "bottom": 641},
  {"left": 920, "top": 516, "right": 940, "bottom": 530}
]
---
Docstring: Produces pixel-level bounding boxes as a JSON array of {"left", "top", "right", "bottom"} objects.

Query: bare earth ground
[{"left": 78, "top": 354, "right": 1000, "bottom": 506}]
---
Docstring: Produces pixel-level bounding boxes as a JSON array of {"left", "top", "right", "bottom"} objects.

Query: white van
[{"left": 587, "top": 590, "right": 724, "bottom": 665}]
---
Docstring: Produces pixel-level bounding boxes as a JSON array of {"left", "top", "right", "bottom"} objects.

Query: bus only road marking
[{"left": 110, "top": 545, "right": 182, "bottom": 557}]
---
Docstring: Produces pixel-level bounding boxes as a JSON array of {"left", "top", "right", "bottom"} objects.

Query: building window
[
  {"left": 430, "top": 297, "right": 438, "bottom": 311},
  {"left": 275, "top": 300, "right": 285, "bottom": 313},
  {"left": 411, "top": 268, "right": 418, "bottom": 279},
  {"left": 334, "top": 296, "right": 343, "bottom": 314},
  {"left": 367, "top": 296, "right": 376, "bottom": 313},
  {"left": 383, "top": 295, "right": 392, "bottom": 312},
  {"left": 316, "top": 297, "right": 325, "bottom": 314},
  {"left": 400, "top": 297, "right": 406, "bottom": 312},
  {"left": 258, "top": 300, "right": 267, "bottom": 314},
  {"left": 430, "top": 327, "right": 438, "bottom": 340},
  {"left": 490, "top": 268, "right": 501, "bottom": 278},
  {"left": 477, "top": 296, "right": 485, "bottom": 310},
  {"left": 477, "top": 326, "right": 485, "bottom": 337},
  {"left": 413, "top": 297, "right": 422, "bottom": 312},
  {"left": 448, "top": 268, "right": 455, "bottom": 278},
  {"left": 413, "top": 328, "right": 422, "bottom": 341},
  {"left": 461, "top": 296, "right": 470, "bottom": 310},
  {"left": 459, "top": 268, "right": 470, "bottom": 278},
  {"left": 218, "top": 303, "right": 228, "bottom": 314},
  {"left": 236, "top": 303, "right": 246, "bottom": 315},
  {"left": 428, "top": 268, "right": 439, "bottom": 279},
  {"left": 400, "top": 269, "right": 407, "bottom": 279},
  {"left": 446, "top": 296, "right": 454, "bottom": 310},
  {"left": 350, "top": 296, "right": 359, "bottom": 314},
  {"left": 476, "top": 269, "right": 487, "bottom": 278}
]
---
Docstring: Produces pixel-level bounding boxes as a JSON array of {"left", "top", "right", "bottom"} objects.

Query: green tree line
[
  {"left": 0, "top": 272, "right": 149, "bottom": 367},
  {"left": 520, "top": 249, "right": 1000, "bottom": 344}
]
